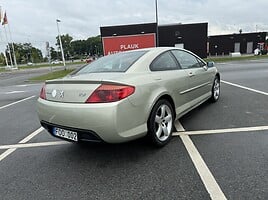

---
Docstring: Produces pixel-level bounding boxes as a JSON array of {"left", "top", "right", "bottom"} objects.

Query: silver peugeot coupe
[{"left": 37, "top": 47, "right": 220, "bottom": 146}]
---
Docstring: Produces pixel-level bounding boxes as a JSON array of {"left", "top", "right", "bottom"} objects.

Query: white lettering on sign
[
  {"left": 108, "top": 51, "right": 122, "bottom": 55},
  {"left": 120, "top": 44, "right": 139, "bottom": 50}
]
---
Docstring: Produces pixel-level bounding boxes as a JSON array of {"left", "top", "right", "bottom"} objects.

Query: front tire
[
  {"left": 210, "top": 76, "right": 220, "bottom": 102},
  {"left": 147, "top": 99, "right": 174, "bottom": 147}
]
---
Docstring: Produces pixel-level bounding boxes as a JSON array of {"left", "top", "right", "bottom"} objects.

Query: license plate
[{"left": 53, "top": 127, "right": 78, "bottom": 141}]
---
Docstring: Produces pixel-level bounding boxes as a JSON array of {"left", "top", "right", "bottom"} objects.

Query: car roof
[
  {"left": 126, "top": 47, "right": 205, "bottom": 73},
  {"left": 131, "top": 46, "right": 183, "bottom": 53}
]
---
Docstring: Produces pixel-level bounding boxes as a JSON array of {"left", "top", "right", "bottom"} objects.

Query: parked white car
[{"left": 51, "top": 60, "right": 62, "bottom": 64}]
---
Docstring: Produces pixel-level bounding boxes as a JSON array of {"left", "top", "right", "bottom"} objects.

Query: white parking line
[
  {"left": 180, "top": 134, "right": 227, "bottom": 200},
  {"left": 0, "top": 149, "right": 17, "bottom": 162},
  {"left": 222, "top": 80, "right": 268, "bottom": 96},
  {"left": 5, "top": 91, "right": 26, "bottom": 94},
  {"left": 172, "top": 125, "right": 268, "bottom": 136},
  {"left": 15, "top": 84, "right": 40, "bottom": 87},
  {"left": 0, "top": 141, "right": 69, "bottom": 150},
  {"left": 0, "top": 119, "right": 266, "bottom": 199},
  {"left": 175, "top": 121, "right": 227, "bottom": 200},
  {"left": 19, "top": 127, "right": 44, "bottom": 143},
  {"left": 0, "top": 95, "right": 35, "bottom": 110},
  {"left": 0, "top": 127, "right": 44, "bottom": 162}
]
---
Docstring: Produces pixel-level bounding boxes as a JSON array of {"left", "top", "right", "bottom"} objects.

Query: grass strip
[
  {"left": 29, "top": 69, "right": 75, "bottom": 81},
  {"left": 205, "top": 54, "right": 268, "bottom": 63},
  {"left": 19, "top": 61, "right": 85, "bottom": 70}
]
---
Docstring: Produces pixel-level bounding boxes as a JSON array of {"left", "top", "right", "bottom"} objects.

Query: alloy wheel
[
  {"left": 154, "top": 104, "right": 173, "bottom": 142},
  {"left": 213, "top": 78, "right": 220, "bottom": 100}
]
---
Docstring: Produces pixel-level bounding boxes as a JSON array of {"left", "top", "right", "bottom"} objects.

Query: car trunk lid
[
  {"left": 45, "top": 80, "right": 101, "bottom": 103},
  {"left": 44, "top": 73, "right": 131, "bottom": 103}
]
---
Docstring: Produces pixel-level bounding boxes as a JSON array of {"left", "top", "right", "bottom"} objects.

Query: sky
[{"left": 0, "top": 0, "right": 268, "bottom": 54}]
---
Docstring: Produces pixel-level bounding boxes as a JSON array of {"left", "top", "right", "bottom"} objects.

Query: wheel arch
[
  {"left": 147, "top": 93, "right": 176, "bottom": 122},
  {"left": 215, "top": 72, "right": 220, "bottom": 80},
  {"left": 158, "top": 95, "right": 176, "bottom": 117}
]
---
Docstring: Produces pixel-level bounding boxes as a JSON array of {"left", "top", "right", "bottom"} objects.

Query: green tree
[
  {"left": 31, "top": 47, "right": 43, "bottom": 63},
  {"left": 86, "top": 35, "right": 103, "bottom": 56},
  {"left": 70, "top": 40, "right": 88, "bottom": 58},
  {"left": 5, "top": 43, "right": 43, "bottom": 64},
  {"left": 0, "top": 53, "right": 6, "bottom": 66},
  {"left": 49, "top": 47, "right": 58, "bottom": 60},
  {"left": 54, "top": 34, "right": 103, "bottom": 60},
  {"left": 56, "top": 34, "right": 73, "bottom": 60}
]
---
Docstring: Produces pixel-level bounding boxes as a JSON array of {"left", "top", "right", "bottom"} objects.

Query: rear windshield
[{"left": 76, "top": 51, "right": 148, "bottom": 74}]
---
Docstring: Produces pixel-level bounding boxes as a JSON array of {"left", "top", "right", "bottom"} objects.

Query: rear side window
[
  {"left": 171, "top": 50, "right": 201, "bottom": 69},
  {"left": 150, "top": 51, "right": 179, "bottom": 71},
  {"left": 76, "top": 51, "right": 147, "bottom": 74}
]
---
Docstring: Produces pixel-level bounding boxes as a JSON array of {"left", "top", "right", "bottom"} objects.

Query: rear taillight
[
  {"left": 40, "top": 85, "right": 46, "bottom": 100},
  {"left": 86, "top": 84, "right": 135, "bottom": 103}
]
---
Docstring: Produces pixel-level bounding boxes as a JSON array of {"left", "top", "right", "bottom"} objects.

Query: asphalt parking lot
[{"left": 0, "top": 60, "right": 267, "bottom": 200}]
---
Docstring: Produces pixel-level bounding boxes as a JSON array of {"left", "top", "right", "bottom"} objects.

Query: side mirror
[{"left": 207, "top": 61, "right": 215, "bottom": 68}]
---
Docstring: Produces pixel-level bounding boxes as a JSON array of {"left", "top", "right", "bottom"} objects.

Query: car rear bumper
[
  {"left": 37, "top": 98, "right": 147, "bottom": 143},
  {"left": 40, "top": 121, "right": 104, "bottom": 142}
]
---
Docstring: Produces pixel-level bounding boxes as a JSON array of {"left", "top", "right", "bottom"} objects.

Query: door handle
[{"left": 188, "top": 72, "right": 195, "bottom": 77}]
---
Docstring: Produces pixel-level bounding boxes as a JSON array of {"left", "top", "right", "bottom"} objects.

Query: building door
[
  {"left": 234, "top": 43, "right": 240, "bottom": 52},
  {"left": 247, "top": 42, "right": 253, "bottom": 54}
]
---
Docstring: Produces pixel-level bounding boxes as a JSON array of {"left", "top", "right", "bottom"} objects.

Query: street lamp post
[
  {"left": 56, "top": 19, "right": 66, "bottom": 70},
  {"left": 155, "top": 0, "right": 159, "bottom": 47}
]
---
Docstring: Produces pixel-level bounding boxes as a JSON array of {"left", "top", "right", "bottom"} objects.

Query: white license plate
[{"left": 53, "top": 127, "right": 78, "bottom": 141}]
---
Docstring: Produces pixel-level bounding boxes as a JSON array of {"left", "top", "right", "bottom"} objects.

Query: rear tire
[
  {"left": 147, "top": 99, "right": 174, "bottom": 147},
  {"left": 210, "top": 76, "right": 220, "bottom": 102}
]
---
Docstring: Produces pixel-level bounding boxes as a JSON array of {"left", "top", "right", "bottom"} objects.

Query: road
[{"left": 0, "top": 60, "right": 267, "bottom": 200}]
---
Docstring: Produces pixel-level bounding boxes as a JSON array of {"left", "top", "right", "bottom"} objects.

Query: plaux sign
[{"left": 102, "top": 33, "right": 156, "bottom": 55}]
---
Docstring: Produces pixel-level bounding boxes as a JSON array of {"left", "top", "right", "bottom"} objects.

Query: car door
[
  {"left": 171, "top": 50, "right": 212, "bottom": 105},
  {"left": 150, "top": 51, "right": 189, "bottom": 115}
]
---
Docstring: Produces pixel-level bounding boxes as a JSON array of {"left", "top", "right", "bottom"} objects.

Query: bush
[{"left": 261, "top": 50, "right": 267, "bottom": 55}]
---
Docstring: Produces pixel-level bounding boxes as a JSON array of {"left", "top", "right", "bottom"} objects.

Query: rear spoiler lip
[{"left": 45, "top": 79, "right": 128, "bottom": 86}]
